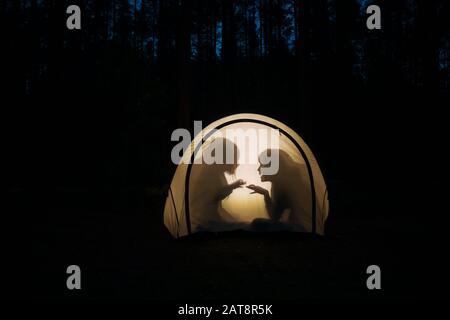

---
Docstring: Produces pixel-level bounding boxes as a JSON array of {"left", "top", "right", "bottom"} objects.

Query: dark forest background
[{"left": 3, "top": 0, "right": 449, "bottom": 299}]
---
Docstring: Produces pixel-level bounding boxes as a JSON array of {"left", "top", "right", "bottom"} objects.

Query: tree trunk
[{"left": 176, "top": 0, "right": 192, "bottom": 129}]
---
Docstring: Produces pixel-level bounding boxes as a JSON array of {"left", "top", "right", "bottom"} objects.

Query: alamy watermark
[
  {"left": 171, "top": 121, "right": 280, "bottom": 175},
  {"left": 66, "top": 265, "right": 81, "bottom": 290}
]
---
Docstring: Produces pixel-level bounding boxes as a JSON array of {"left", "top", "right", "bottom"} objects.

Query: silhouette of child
[
  {"left": 189, "top": 138, "right": 246, "bottom": 232},
  {"left": 247, "top": 149, "right": 310, "bottom": 232}
]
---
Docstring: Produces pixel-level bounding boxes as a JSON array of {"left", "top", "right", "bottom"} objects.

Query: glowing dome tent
[{"left": 164, "top": 114, "right": 329, "bottom": 238}]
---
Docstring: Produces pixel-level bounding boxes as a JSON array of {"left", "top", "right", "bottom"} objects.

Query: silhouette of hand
[
  {"left": 231, "top": 179, "right": 246, "bottom": 189},
  {"left": 247, "top": 184, "right": 268, "bottom": 196}
]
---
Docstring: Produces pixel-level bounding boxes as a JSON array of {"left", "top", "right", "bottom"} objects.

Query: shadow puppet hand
[
  {"left": 231, "top": 179, "right": 246, "bottom": 189},
  {"left": 247, "top": 184, "right": 269, "bottom": 196}
]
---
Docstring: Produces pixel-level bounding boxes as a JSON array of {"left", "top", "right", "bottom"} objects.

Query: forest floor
[{"left": 26, "top": 184, "right": 443, "bottom": 300}]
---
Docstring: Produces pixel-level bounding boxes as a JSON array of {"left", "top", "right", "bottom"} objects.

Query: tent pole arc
[{"left": 184, "top": 118, "right": 317, "bottom": 235}]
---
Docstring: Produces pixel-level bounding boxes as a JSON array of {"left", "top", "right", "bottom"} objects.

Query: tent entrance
[{"left": 184, "top": 118, "right": 317, "bottom": 235}]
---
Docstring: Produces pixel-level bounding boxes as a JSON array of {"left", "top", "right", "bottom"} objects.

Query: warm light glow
[
  {"left": 165, "top": 113, "right": 329, "bottom": 237},
  {"left": 223, "top": 163, "right": 272, "bottom": 222},
  {"left": 221, "top": 123, "right": 278, "bottom": 222},
  {"left": 193, "top": 121, "right": 304, "bottom": 223}
]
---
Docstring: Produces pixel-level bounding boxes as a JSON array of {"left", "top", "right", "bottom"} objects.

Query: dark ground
[{"left": 24, "top": 179, "right": 446, "bottom": 300}]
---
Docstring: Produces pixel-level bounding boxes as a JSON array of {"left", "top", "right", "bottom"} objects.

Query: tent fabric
[{"left": 163, "top": 113, "right": 329, "bottom": 238}]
